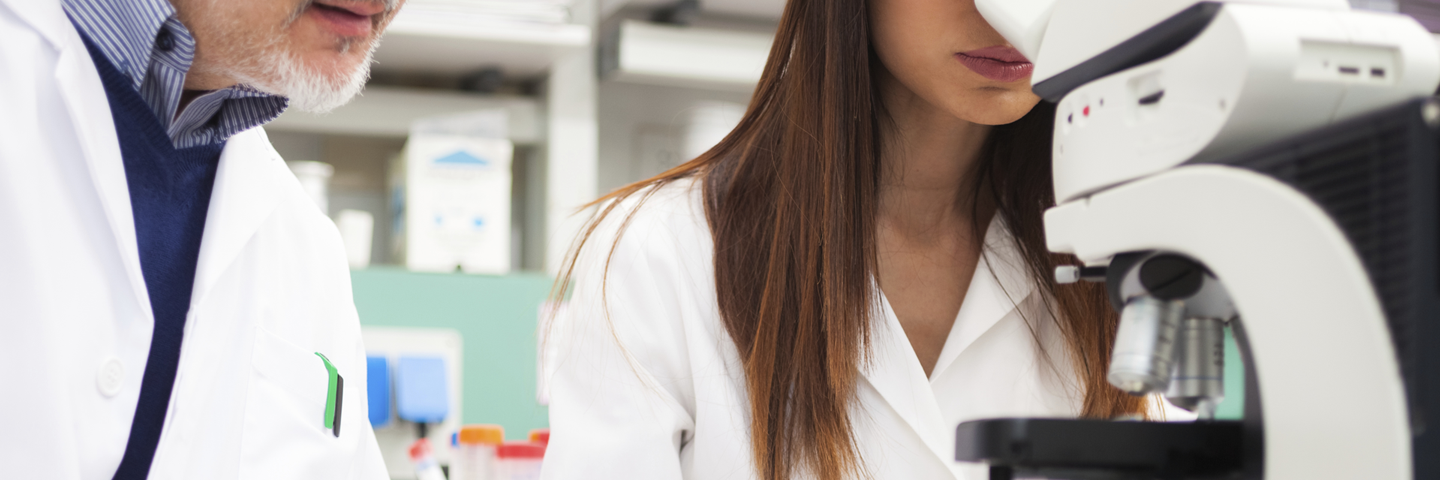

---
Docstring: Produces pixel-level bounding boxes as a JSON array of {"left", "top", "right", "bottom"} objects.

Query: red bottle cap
[
  {"left": 528, "top": 429, "right": 550, "bottom": 445},
  {"left": 497, "top": 441, "right": 546, "bottom": 459},
  {"left": 408, "top": 438, "right": 433, "bottom": 461}
]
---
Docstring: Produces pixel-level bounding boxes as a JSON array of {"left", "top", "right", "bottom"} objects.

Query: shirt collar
[
  {"left": 60, "top": 0, "right": 290, "bottom": 147},
  {"left": 60, "top": 0, "right": 174, "bottom": 92}
]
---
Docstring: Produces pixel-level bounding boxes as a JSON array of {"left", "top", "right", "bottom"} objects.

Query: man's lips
[
  {"left": 955, "top": 46, "right": 1033, "bottom": 83},
  {"left": 309, "top": 1, "right": 386, "bottom": 38},
  {"left": 316, "top": 0, "right": 387, "bottom": 17}
]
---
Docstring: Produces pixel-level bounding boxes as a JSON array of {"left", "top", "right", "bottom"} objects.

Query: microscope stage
[{"left": 955, "top": 418, "right": 1244, "bottom": 479}]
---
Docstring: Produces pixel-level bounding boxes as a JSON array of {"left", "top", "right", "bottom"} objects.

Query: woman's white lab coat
[
  {"left": 541, "top": 179, "right": 1181, "bottom": 480},
  {"left": 0, "top": 1, "right": 385, "bottom": 478}
]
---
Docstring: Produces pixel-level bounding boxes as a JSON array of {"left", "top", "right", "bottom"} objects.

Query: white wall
[{"left": 596, "top": 81, "right": 752, "bottom": 194}]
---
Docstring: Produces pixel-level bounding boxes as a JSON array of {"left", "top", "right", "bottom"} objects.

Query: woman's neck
[{"left": 875, "top": 71, "right": 994, "bottom": 235}]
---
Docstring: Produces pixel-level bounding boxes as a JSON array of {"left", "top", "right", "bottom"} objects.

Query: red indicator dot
[{"left": 1083, "top": 106, "right": 1091, "bottom": 117}]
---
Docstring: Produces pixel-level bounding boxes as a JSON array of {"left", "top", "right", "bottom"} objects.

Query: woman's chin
[{"left": 955, "top": 88, "right": 1042, "bottom": 126}]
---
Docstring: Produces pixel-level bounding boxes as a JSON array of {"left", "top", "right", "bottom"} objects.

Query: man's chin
[
  {"left": 286, "top": 73, "right": 368, "bottom": 114},
  {"left": 263, "top": 47, "right": 375, "bottom": 113}
]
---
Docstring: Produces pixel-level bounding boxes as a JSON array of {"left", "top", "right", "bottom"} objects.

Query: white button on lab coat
[
  {"left": 0, "top": 1, "right": 386, "bottom": 478},
  {"left": 541, "top": 179, "right": 1184, "bottom": 480}
]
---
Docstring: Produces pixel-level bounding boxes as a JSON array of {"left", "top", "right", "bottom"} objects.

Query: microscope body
[{"left": 957, "top": 0, "right": 1440, "bottom": 478}]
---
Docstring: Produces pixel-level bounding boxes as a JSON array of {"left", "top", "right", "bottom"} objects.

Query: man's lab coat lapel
[
  {"left": 192, "top": 129, "right": 286, "bottom": 308},
  {"left": 45, "top": 6, "right": 155, "bottom": 324},
  {"left": 21, "top": 0, "right": 288, "bottom": 316},
  {"left": 857, "top": 216, "right": 1036, "bottom": 474}
]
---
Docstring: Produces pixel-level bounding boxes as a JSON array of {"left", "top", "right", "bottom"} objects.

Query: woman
[{"left": 541, "top": 0, "right": 1181, "bottom": 478}]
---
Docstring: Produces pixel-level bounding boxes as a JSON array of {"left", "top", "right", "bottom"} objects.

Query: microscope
[{"left": 955, "top": 1, "right": 1440, "bottom": 479}]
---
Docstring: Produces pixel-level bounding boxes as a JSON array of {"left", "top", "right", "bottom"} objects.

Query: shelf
[
  {"left": 601, "top": 20, "right": 771, "bottom": 92},
  {"left": 374, "top": 7, "right": 592, "bottom": 77},
  {"left": 265, "top": 86, "right": 543, "bottom": 144}
]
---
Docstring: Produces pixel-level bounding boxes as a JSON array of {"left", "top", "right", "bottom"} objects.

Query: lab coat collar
[
  {"left": 859, "top": 215, "right": 1037, "bottom": 471},
  {"left": 3, "top": 0, "right": 72, "bottom": 51},
  {"left": 863, "top": 293, "right": 953, "bottom": 470},
  {"left": 30, "top": 1, "right": 289, "bottom": 315},
  {"left": 191, "top": 128, "right": 286, "bottom": 307},
  {"left": 48, "top": 8, "right": 155, "bottom": 323},
  {"left": 929, "top": 215, "right": 1036, "bottom": 382}
]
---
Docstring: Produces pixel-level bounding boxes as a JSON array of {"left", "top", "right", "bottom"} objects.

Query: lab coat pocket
[{"left": 239, "top": 327, "right": 347, "bottom": 480}]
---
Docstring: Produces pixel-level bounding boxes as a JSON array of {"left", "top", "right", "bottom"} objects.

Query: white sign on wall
[{"left": 397, "top": 133, "right": 514, "bottom": 274}]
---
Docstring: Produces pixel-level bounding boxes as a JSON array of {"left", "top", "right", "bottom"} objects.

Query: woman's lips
[
  {"left": 309, "top": 3, "right": 375, "bottom": 38},
  {"left": 955, "top": 46, "right": 1033, "bottom": 83}
]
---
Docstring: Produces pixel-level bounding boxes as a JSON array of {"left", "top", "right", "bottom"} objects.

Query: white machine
[{"left": 955, "top": 1, "right": 1440, "bottom": 479}]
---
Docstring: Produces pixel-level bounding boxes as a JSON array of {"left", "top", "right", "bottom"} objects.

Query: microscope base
[{"left": 955, "top": 418, "right": 1243, "bottom": 480}]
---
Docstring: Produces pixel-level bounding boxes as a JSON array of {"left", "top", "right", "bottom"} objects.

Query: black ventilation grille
[{"left": 1198, "top": 98, "right": 1439, "bottom": 475}]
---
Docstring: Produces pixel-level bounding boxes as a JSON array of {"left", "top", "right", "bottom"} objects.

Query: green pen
[{"left": 315, "top": 352, "right": 343, "bottom": 437}]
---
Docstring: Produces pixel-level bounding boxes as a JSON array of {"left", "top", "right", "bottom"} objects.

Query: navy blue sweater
[{"left": 81, "top": 34, "right": 226, "bottom": 480}]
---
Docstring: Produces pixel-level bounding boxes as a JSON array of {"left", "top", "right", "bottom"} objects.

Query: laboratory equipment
[
  {"left": 528, "top": 429, "right": 549, "bottom": 446},
  {"left": 408, "top": 438, "right": 448, "bottom": 480},
  {"left": 363, "top": 327, "right": 465, "bottom": 479},
  {"left": 454, "top": 424, "right": 505, "bottom": 480},
  {"left": 955, "top": 0, "right": 1440, "bottom": 479},
  {"left": 391, "top": 110, "right": 515, "bottom": 274},
  {"left": 1106, "top": 295, "right": 1185, "bottom": 395},
  {"left": 367, "top": 355, "right": 392, "bottom": 428},
  {"left": 495, "top": 441, "right": 546, "bottom": 480},
  {"left": 336, "top": 209, "right": 376, "bottom": 269},
  {"left": 1166, "top": 316, "right": 1226, "bottom": 418},
  {"left": 397, "top": 355, "right": 451, "bottom": 437}
]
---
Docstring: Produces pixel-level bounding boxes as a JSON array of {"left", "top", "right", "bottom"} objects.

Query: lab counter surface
[{"left": 352, "top": 268, "right": 552, "bottom": 439}]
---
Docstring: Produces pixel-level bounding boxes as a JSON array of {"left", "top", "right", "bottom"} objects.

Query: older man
[{"left": 0, "top": 0, "right": 404, "bottom": 478}]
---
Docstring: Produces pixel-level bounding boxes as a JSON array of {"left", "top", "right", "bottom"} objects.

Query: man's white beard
[
  {"left": 244, "top": 40, "right": 378, "bottom": 113},
  {"left": 189, "top": 0, "right": 394, "bottom": 114}
]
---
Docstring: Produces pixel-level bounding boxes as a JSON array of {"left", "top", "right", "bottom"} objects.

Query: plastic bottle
[
  {"left": 407, "top": 438, "right": 447, "bottom": 480},
  {"left": 527, "top": 429, "right": 549, "bottom": 446},
  {"left": 496, "top": 441, "right": 546, "bottom": 480},
  {"left": 453, "top": 424, "right": 504, "bottom": 480}
]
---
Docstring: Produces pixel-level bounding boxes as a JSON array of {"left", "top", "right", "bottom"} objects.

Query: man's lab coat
[{"left": 0, "top": 1, "right": 387, "bottom": 478}]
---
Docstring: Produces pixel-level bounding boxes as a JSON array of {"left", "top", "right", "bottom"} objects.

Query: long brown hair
[{"left": 554, "top": 0, "right": 1146, "bottom": 478}]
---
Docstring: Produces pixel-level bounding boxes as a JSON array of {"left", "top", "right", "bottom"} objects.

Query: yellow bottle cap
[{"left": 458, "top": 424, "right": 504, "bottom": 445}]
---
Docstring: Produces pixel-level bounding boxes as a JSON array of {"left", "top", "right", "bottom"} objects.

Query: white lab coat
[
  {"left": 541, "top": 179, "right": 1185, "bottom": 480},
  {"left": 0, "top": 1, "right": 387, "bottom": 479}
]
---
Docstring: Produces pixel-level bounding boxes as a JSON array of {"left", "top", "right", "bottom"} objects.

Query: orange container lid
[
  {"left": 497, "top": 441, "right": 546, "bottom": 459},
  {"left": 528, "top": 429, "right": 550, "bottom": 445},
  {"left": 458, "top": 424, "right": 504, "bottom": 445}
]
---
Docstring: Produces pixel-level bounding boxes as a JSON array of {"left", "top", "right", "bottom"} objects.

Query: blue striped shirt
[{"left": 61, "top": 0, "right": 288, "bottom": 148}]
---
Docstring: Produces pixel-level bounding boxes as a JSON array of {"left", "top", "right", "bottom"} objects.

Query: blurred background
[
  {"left": 268, "top": 0, "right": 1440, "bottom": 477},
  {"left": 272, "top": 1, "right": 782, "bottom": 477}
]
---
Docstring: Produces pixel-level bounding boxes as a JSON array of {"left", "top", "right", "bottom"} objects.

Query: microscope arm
[{"left": 1045, "top": 164, "right": 1409, "bottom": 479}]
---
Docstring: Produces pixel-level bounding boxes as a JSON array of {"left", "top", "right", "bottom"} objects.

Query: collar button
[{"left": 156, "top": 31, "right": 175, "bottom": 52}]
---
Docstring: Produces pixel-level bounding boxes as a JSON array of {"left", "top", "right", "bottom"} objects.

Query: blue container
[
  {"left": 366, "top": 356, "right": 392, "bottom": 427},
  {"left": 395, "top": 356, "right": 449, "bottom": 424}
]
